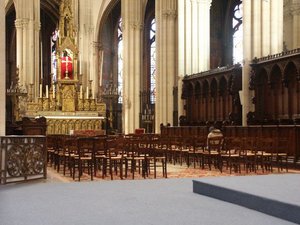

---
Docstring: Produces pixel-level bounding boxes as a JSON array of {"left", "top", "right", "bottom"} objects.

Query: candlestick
[
  {"left": 39, "top": 84, "right": 42, "bottom": 98},
  {"left": 46, "top": 85, "right": 49, "bottom": 98},
  {"left": 53, "top": 84, "right": 55, "bottom": 98},
  {"left": 80, "top": 85, "right": 83, "bottom": 99},
  {"left": 41, "top": 42, "right": 43, "bottom": 79},
  {"left": 92, "top": 85, "right": 95, "bottom": 99}
]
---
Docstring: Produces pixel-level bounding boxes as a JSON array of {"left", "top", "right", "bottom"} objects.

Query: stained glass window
[
  {"left": 118, "top": 18, "right": 123, "bottom": 104},
  {"left": 233, "top": 2, "right": 243, "bottom": 64},
  {"left": 150, "top": 19, "right": 156, "bottom": 104},
  {"left": 51, "top": 29, "right": 59, "bottom": 82}
]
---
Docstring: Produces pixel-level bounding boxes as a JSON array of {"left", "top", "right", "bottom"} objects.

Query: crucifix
[{"left": 61, "top": 56, "right": 72, "bottom": 79}]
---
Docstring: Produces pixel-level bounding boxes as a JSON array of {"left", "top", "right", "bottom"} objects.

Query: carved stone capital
[
  {"left": 22, "top": 18, "right": 29, "bottom": 26},
  {"left": 197, "top": 0, "right": 212, "bottom": 7},
  {"left": 92, "top": 41, "right": 100, "bottom": 49},
  {"left": 34, "top": 21, "right": 41, "bottom": 31},
  {"left": 162, "top": 10, "right": 177, "bottom": 19},
  {"left": 290, "top": 3, "right": 300, "bottom": 16},
  {"left": 14, "top": 19, "right": 23, "bottom": 28},
  {"left": 129, "top": 21, "right": 143, "bottom": 30}
]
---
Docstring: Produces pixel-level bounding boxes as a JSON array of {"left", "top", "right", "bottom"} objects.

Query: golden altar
[{"left": 23, "top": 0, "right": 106, "bottom": 135}]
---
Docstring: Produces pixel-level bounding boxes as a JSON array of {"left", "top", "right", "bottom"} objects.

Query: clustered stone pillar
[
  {"left": 155, "top": 0, "right": 177, "bottom": 132},
  {"left": 284, "top": 0, "right": 300, "bottom": 49},
  {"left": 14, "top": 0, "right": 40, "bottom": 97},
  {"left": 0, "top": 0, "right": 5, "bottom": 135},
  {"left": 177, "top": 0, "right": 211, "bottom": 124},
  {"left": 122, "top": 0, "right": 146, "bottom": 134},
  {"left": 91, "top": 41, "right": 100, "bottom": 98},
  {"left": 242, "top": 0, "right": 283, "bottom": 125},
  {"left": 79, "top": 0, "right": 94, "bottom": 87}
]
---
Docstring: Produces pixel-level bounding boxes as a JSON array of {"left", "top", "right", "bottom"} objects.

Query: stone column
[
  {"left": 79, "top": 0, "right": 93, "bottom": 88},
  {"left": 14, "top": 0, "right": 40, "bottom": 93},
  {"left": 242, "top": 0, "right": 283, "bottom": 125},
  {"left": 15, "top": 18, "right": 24, "bottom": 83},
  {"left": 122, "top": 0, "right": 146, "bottom": 134},
  {"left": 291, "top": 0, "right": 300, "bottom": 49},
  {"left": 283, "top": 0, "right": 300, "bottom": 49},
  {"left": 91, "top": 42, "right": 100, "bottom": 98},
  {"left": 155, "top": 0, "right": 177, "bottom": 131},
  {"left": 262, "top": 0, "right": 271, "bottom": 56},
  {"left": 0, "top": 0, "right": 5, "bottom": 135},
  {"left": 271, "top": 0, "right": 283, "bottom": 53},
  {"left": 177, "top": 0, "right": 211, "bottom": 125},
  {"left": 242, "top": 0, "right": 254, "bottom": 126},
  {"left": 198, "top": 0, "right": 211, "bottom": 71}
]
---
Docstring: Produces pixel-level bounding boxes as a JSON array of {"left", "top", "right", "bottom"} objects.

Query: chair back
[
  {"left": 77, "top": 137, "right": 95, "bottom": 158},
  {"left": 207, "top": 136, "right": 224, "bottom": 153}
]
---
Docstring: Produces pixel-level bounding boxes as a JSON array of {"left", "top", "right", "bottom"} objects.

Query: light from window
[
  {"left": 233, "top": 3, "right": 243, "bottom": 65},
  {"left": 150, "top": 19, "right": 156, "bottom": 104},
  {"left": 118, "top": 18, "right": 123, "bottom": 104},
  {"left": 51, "top": 29, "right": 59, "bottom": 82}
]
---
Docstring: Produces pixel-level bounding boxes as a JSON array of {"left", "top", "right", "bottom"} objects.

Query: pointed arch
[
  {"left": 203, "top": 80, "right": 209, "bottom": 121},
  {"left": 96, "top": 0, "right": 120, "bottom": 43},
  {"left": 283, "top": 62, "right": 298, "bottom": 119},
  {"left": 256, "top": 69, "right": 269, "bottom": 121},
  {"left": 186, "top": 82, "right": 194, "bottom": 123},
  {"left": 219, "top": 76, "right": 228, "bottom": 120},
  {"left": 195, "top": 81, "right": 201, "bottom": 122},
  {"left": 270, "top": 64, "right": 283, "bottom": 119}
]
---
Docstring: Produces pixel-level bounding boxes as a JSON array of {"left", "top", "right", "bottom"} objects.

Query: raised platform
[{"left": 193, "top": 174, "right": 300, "bottom": 224}]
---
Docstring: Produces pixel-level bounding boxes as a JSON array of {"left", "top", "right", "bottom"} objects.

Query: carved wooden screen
[{"left": 182, "top": 65, "right": 242, "bottom": 126}]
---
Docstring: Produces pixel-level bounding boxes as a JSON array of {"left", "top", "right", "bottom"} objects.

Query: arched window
[
  {"left": 117, "top": 18, "right": 123, "bottom": 103},
  {"left": 51, "top": 29, "right": 59, "bottom": 82},
  {"left": 150, "top": 18, "right": 156, "bottom": 104},
  {"left": 232, "top": 2, "right": 243, "bottom": 64}
]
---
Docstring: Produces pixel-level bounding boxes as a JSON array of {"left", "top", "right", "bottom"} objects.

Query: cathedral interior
[{"left": 3, "top": 0, "right": 300, "bottom": 138}]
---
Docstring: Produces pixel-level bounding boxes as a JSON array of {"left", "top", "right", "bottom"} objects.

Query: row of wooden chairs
[
  {"left": 47, "top": 133, "right": 290, "bottom": 180},
  {"left": 47, "top": 134, "right": 168, "bottom": 181},
  {"left": 145, "top": 134, "right": 288, "bottom": 174},
  {"left": 181, "top": 136, "right": 289, "bottom": 173}
]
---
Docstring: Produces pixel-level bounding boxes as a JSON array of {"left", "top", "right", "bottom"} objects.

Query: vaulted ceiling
[{"left": 41, "top": 0, "right": 60, "bottom": 24}]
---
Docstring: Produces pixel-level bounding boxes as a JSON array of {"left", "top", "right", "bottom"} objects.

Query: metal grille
[{"left": 0, "top": 136, "right": 47, "bottom": 184}]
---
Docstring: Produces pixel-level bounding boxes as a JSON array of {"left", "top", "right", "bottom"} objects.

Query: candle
[
  {"left": 80, "top": 85, "right": 83, "bottom": 99},
  {"left": 92, "top": 85, "right": 95, "bottom": 99},
  {"left": 80, "top": 54, "right": 82, "bottom": 74},
  {"left": 39, "top": 84, "right": 42, "bottom": 98},
  {"left": 99, "top": 50, "right": 104, "bottom": 87},
  {"left": 40, "top": 42, "right": 43, "bottom": 79},
  {"left": 46, "top": 85, "right": 49, "bottom": 98},
  {"left": 53, "top": 85, "right": 55, "bottom": 98},
  {"left": 86, "top": 87, "right": 89, "bottom": 99}
]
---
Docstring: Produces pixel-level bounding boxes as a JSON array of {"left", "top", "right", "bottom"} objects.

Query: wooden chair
[
  {"left": 221, "top": 137, "right": 241, "bottom": 173},
  {"left": 46, "top": 134, "right": 60, "bottom": 166},
  {"left": 124, "top": 137, "right": 146, "bottom": 179},
  {"left": 141, "top": 135, "right": 167, "bottom": 178},
  {"left": 63, "top": 136, "right": 78, "bottom": 176},
  {"left": 188, "top": 136, "right": 206, "bottom": 168},
  {"left": 72, "top": 137, "right": 94, "bottom": 181},
  {"left": 93, "top": 136, "right": 108, "bottom": 177},
  {"left": 202, "top": 136, "right": 224, "bottom": 171},
  {"left": 239, "top": 137, "right": 256, "bottom": 173},
  {"left": 275, "top": 138, "right": 289, "bottom": 172},
  {"left": 104, "top": 136, "right": 125, "bottom": 180},
  {"left": 256, "top": 137, "right": 274, "bottom": 173},
  {"left": 53, "top": 135, "right": 67, "bottom": 173}
]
